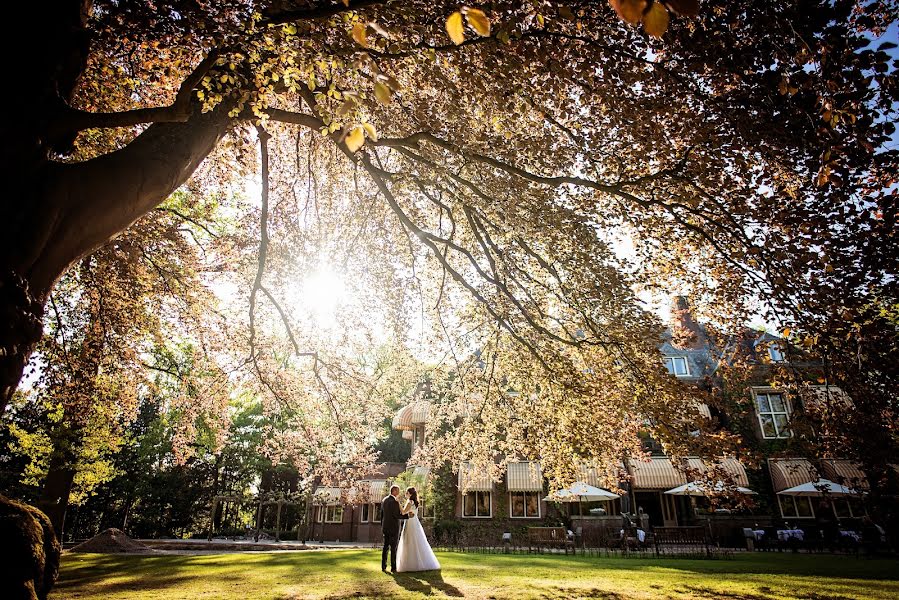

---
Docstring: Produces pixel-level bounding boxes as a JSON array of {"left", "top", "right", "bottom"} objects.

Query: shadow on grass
[{"left": 391, "top": 570, "right": 463, "bottom": 597}]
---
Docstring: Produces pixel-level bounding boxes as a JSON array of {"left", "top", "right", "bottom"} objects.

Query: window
[
  {"left": 768, "top": 345, "right": 785, "bottom": 362},
  {"left": 360, "top": 503, "right": 369, "bottom": 523},
  {"left": 832, "top": 498, "right": 866, "bottom": 519},
  {"left": 463, "top": 491, "right": 492, "bottom": 517},
  {"left": 323, "top": 505, "right": 343, "bottom": 523},
  {"left": 755, "top": 391, "right": 792, "bottom": 438},
  {"left": 663, "top": 356, "right": 689, "bottom": 376},
  {"left": 372, "top": 503, "right": 382, "bottom": 523},
  {"left": 509, "top": 492, "right": 541, "bottom": 518},
  {"left": 778, "top": 496, "right": 814, "bottom": 518}
]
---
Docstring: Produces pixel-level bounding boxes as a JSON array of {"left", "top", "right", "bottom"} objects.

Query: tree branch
[{"left": 47, "top": 51, "right": 222, "bottom": 135}]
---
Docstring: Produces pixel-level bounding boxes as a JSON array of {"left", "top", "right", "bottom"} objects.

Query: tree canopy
[{"left": 2, "top": 0, "right": 897, "bottom": 496}]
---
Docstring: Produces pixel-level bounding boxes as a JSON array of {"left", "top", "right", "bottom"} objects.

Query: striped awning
[
  {"left": 369, "top": 480, "right": 388, "bottom": 500},
  {"left": 628, "top": 457, "right": 688, "bottom": 490},
  {"left": 507, "top": 461, "right": 543, "bottom": 492},
  {"left": 411, "top": 401, "right": 431, "bottom": 424},
  {"left": 577, "top": 461, "right": 627, "bottom": 488},
  {"left": 413, "top": 466, "right": 430, "bottom": 478},
  {"left": 392, "top": 404, "right": 414, "bottom": 431},
  {"left": 313, "top": 487, "right": 342, "bottom": 504},
  {"left": 769, "top": 459, "right": 817, "bottom": 492},
  {"left": 821, "top": 460, "right": 868, "bottom": 491},
  {"left": 717, "top": 458, "right": 751, "bottom": 488},
  {"left": 685, "top": 457, "right": 705, "bottom": 474},
  {"left": 351, "top": 480, "right": 386, "bottom": 504},
  {"left": 684, "top": 457, "right": 750, "bottom": 488},
  {"left": 696, "top": 402, "right": 712, "bottom": 419},
  {"left": 458, "top": 462, "right": 494, "bottom": 492}
]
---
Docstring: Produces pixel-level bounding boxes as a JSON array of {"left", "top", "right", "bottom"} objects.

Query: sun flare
[{"left": 290, "top": 266, "right": 347, "bottom": 328}]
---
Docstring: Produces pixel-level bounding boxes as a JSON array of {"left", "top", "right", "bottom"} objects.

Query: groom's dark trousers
[
  {"left": 382, "top": 531, "right": 399, "bottom": 572},
  {"left": 381, "top": 493, "right": 409, "bottom": 571}
]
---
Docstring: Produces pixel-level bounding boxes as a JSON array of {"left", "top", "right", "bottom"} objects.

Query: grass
[{"left": 54, "top": 550, "right": 899, "bottom": 599}]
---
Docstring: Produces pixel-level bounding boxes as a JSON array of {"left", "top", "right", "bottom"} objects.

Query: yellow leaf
[
  {"left": 362, "top": 122, "right": 378, "bottom": 141},
  {"left": 643, "top": 2, "right": 669, "bottom": 38},
  {"left": 374, "top": 81, "right": 392, "bottom": 105},
  {"left": 345, "top": 126, "right": 365, "bottom": 152},
  {"left": 465, "top": 8, "right": 491, "bottom": 37},
  {"left": 610, "top": 0, "right": 646, "bottom": 25},
  {"left": 352, "top": 23, "right": 368, "bottom": 48},
  {"left": 782, "top": 328, "right": 791, "bottom": 338},
  {"left": 446, "top": 12, "right": 465, "bottom": 45}
]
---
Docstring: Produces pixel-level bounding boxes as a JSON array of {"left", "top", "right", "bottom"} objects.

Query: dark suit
[{"left": 381, "top": 494, "right": 410, "bottom": 571}]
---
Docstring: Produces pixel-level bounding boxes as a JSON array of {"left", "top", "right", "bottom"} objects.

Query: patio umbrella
[
  {"left": 664, "top": 482, "right": 757, "bottom": 496},
  {"left": 544, "top": 482, "right": 619, "bottom": 520},
  {"left": 778, "top": 478, "right": 861, "bottom": 497},
  {"left": 544, "top": 482, "right": 620, "bottom": 502}
]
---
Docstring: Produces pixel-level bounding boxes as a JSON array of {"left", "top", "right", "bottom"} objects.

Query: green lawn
[{"left": 54, "top": 550, "right": 899, "bottom": 599}]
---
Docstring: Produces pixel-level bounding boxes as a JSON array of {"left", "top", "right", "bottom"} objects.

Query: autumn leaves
[
  {"left": 445, "top": 8, "right": 491, "bottom": 45},
  {"left": 340, "top": 2, "right": 702, "bottom": 153},
  {"left": 610, "top": 0, "right": 699, "bottom": 38}
]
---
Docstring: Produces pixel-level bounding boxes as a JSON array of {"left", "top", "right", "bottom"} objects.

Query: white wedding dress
[{"left": 396, "top": 504, "right": 440, "bottom": 572}]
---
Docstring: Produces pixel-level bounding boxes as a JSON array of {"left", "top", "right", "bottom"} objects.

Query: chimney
[{"left": 670, "top": 295, "right": 705, "bottom": 349}]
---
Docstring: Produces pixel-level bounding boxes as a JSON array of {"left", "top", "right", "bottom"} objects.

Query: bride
[{"left": 396, "top": 486, "right": 440, "bottom": 572}]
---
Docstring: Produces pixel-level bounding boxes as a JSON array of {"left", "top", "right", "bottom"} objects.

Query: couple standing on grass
[{"left": 381, "top": 485, "right": 441, "bottom": 573}]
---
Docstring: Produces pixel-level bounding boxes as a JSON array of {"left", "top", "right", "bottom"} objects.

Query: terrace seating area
[{"left": 743, "top": 523, "right": 890, "bottom": 556}]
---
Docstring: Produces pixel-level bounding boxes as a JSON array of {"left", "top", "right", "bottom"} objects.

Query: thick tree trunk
[
  {"left": 37, "top": 462, "right": 77, "bottom": 542},
  {"left": 0, "top": 107, "right": 234, "bottom": 416}
]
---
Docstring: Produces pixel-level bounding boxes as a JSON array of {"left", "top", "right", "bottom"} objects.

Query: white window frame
[
  {"left": 360, "top": 503, "right": 369, "bottom": 523},
  {"left": 832, "top": 498, "right": 866, "bottom": 519},
  {"left": 509, "top": 491, "right": 542, "bottom": 518},
  {"left": 371, "top": 502, "right": 382, "bottom": 523},
  {"left": 778, "top": 495, "right": 815, "bottom": 519},
  {"left": 462, "top": 491, "right": 492, "bottom": 518},
  {"left": 324, "top": 505, "right": 343, "bottom": 523},
  {"left": 663, "top": 356, "right": 690, "bottom": 377},
  {"left": 753, "top": 389, "right": 793, "bottom": 439}
]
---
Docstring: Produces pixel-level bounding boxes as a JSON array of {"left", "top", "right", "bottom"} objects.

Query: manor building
[{"left": 309, "top": 298, "right": 876, "bottom": 545}]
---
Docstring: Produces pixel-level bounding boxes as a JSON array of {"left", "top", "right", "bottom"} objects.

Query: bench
[
  {"left": 528, "top": 527, "right": 575, "bottom": 554},
  {"left": 652, "top": 526, "right": 710, "bottom": 557}
]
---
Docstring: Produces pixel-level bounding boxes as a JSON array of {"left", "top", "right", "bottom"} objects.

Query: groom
[{"left": 381, "top": 484, "right": 410, "bottom": 573}]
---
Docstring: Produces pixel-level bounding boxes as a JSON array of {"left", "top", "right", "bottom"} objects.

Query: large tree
[{"left": 1, "top": 2, "right": 898, "bottom": 593}]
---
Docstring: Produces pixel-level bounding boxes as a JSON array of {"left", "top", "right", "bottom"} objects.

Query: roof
[{"left": 659, "top": 336, "right": 718, "bottom": 380}]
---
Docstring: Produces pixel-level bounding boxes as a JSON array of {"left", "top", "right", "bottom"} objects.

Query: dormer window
[
  {"left": 768, "top": 345, "right": 785, "bottom": 362},
  {"left": 663, "top": 356, "right": 689, "bottom": 376}
]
